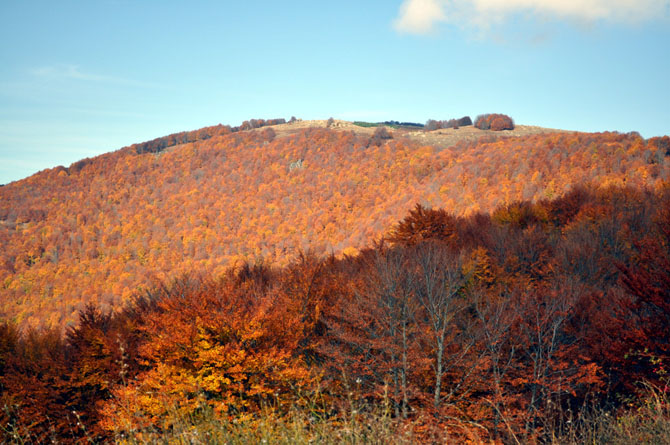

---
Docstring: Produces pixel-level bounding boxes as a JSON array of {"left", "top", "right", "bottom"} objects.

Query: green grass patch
[{"left": 352, "top": 121, "right": 380, "bottom": 128}]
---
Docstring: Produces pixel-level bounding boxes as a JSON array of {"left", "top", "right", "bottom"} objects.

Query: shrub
[{"left": 369, "top": 126, "right": 393, "bottom": 147}]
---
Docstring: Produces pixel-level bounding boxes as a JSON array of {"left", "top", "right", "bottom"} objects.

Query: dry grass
[
  {"left": 109, "top": 388, "right": 421, "bottom": 445},
  {"left": 5, "top": 384, "right": 670, "bottom": 444},
  {"left": 548, "top": 383, "right": 670, "bottom": 445},
  {"left": 404, "top": 124, "right": 566, "bottom": 150}
]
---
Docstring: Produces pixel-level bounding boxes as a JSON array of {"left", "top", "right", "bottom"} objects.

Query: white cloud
[
  {"left": 393, "top": 0, "right": 670, "bottom": 34},
  {"left": 393, "top": 0, "right": 447, "bottom": 34}
]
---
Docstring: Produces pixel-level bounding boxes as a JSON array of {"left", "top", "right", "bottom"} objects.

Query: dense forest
[
  {"left": 1, "top": 123, "right": 668, "bottom": 330},
  {"left": 2, "top": 120, "right": 670, "bottom": 442},
  {"left": 2, "top": 184, "right": 670, "bottom": 443}
]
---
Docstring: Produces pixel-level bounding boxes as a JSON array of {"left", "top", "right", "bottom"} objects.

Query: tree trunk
[
  {"left": 434, "top": 337, "right": 444, "bottom": 409},
  {"left": 401, "top": 320, "right": 409, "bottom": 418}
]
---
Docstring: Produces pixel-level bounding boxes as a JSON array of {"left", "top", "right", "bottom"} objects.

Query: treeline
[
  {"left": 2, "top": 185, "right": 670, "bottom": 442},
  {"left": 132, "top": 117, "right": 292, "bottom": 155},
  {"left": 425, "top": 116, "right": 473, "bottom": 131},
  {"left": 235, "top": 117, "right": 290, "bottom": 132},
  {"left": 353, "top": 120, "right": 424, "bottom": 129},
  {"left": 381, "top": 120, "right": 425, "bottom": 128},
  {"left": 132, "top": 124, "right": 233, "bottom": 155},
  {"left": 423, "top": 113, "right": 515, "bottom": 131}
]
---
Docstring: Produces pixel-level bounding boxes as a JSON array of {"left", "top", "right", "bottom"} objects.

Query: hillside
[
  {"left": 4, "top": 184, "right": 670, "bottom": 443},
  {"left": 0, "top": 121, "right": 668, "bottom": 329}
]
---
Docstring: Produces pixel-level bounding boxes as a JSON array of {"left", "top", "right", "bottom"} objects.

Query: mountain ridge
[{"left": 2, "top": 118, "right": 568, "bottom": 187}]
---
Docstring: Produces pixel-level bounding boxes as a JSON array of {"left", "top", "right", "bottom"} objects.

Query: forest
[
  {"left": 0, "top": 125, "right": 668, "bottom": 331},
  {"left": 2, "top": 121, "right": 670, "bottom": 442},
  {"left": 2, "top": 184, "right": 670, "bottom": 443}
]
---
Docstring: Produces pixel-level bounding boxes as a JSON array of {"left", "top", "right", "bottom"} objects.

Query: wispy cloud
[
  {"left": 30, "top": 64, "right": 163, "bottom": 89},
  {"left": 394, "top": 0, "right": 670, "bottom": 35}
]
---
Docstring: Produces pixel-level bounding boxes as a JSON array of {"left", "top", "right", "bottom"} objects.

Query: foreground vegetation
[
  {"left": 3, "top": 184, "right": 670, "bottom": 443},
  {"left": 4, "top": 388, "right": 670, "bottom": 443}
]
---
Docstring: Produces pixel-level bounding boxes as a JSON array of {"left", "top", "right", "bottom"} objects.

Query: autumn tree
[
  {"left": 475, "top": 114, "right": 514, "bottom": 131},
  {"left": 411, "top": 241, "right": 469, "bottom": 409},
  {"left": 388, "top": 204, "right": 458, "bottom": 247},
  {"left": 425, "top": 119, "right": 439, "bottom": 131},
  {"left": 511, "top": 277, "right": 600, "bottom": 434},
  {"left": 471, "top": 283, "right": 520, "bottom": 439},
  {"left": 616, "top": 192, "right": 670, "bottom": 381},
  {"left": 0, "top": 326, "right": 72, "bottom": 442},
  {"left": 323, "top": 245, "right": 421, "bottom": 418},
  {"left": 98, "top": 272, "right": 316, "bottom": 434}
]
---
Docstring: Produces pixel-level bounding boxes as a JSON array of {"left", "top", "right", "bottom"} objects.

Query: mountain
[{"left": 1, "top": 119, "right": 668, "bottom": 329}]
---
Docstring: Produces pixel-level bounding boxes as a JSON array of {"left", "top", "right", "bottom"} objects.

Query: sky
[{"left": 1, "top": 0, "right": 669, "bottom": 185}]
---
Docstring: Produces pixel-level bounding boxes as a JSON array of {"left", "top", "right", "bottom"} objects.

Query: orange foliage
[
  {"left": 0, "top": 127, "right": 667, "bottom": 331},
  {"left": 3, "top": 185, "right": 670, "bottom": 442},
  {"left": 99, "top": 274, "right": 316, "bottom": 432}
]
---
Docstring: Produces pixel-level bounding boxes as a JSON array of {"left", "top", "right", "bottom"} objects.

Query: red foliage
[
  {"left": 388, "top": 204, "right": 458, "bottom": 246},
  {"left": 475, "top": 113, "right": 514, "bottom": 131}
]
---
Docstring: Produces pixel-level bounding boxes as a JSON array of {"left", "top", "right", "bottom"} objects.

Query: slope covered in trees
[
  {"left": 3, "top": 185, "right": 670, "bottom": 443},
  {"left": 0, "top": 124, "right": 669, "bottom": 329}
]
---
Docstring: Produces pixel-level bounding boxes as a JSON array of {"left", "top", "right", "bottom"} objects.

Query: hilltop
[
  {"left": 255, "top": 118, "right": 562, "bottom": 144},
  {"left": 0, "top": 119, "right": 668, "bottom": 329}
]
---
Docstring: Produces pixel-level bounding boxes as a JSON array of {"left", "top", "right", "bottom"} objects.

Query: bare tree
[
  {"left": 472, "top": 284, "right": 520, "bottom": 438},
  {"left": 365, "top": 246, "right": 419, "bottom": 418},
  {"left": 412, "top": 241, "right": 469, "bottom": 409},
  {"left": 514, "top": 276, "right": 585, "bottom": 432}
]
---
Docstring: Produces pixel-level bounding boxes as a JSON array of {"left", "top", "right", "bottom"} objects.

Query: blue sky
[{"left": 1, "top": 0, "right": 669, "bottom": 184}]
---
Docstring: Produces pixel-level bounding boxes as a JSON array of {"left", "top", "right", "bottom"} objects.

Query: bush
[
  {"left": 474, "top": 114, "right": 514, "bottom": 131},
  {"left": 369, "top": 126, "right": 393, "bottom": 147}
]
